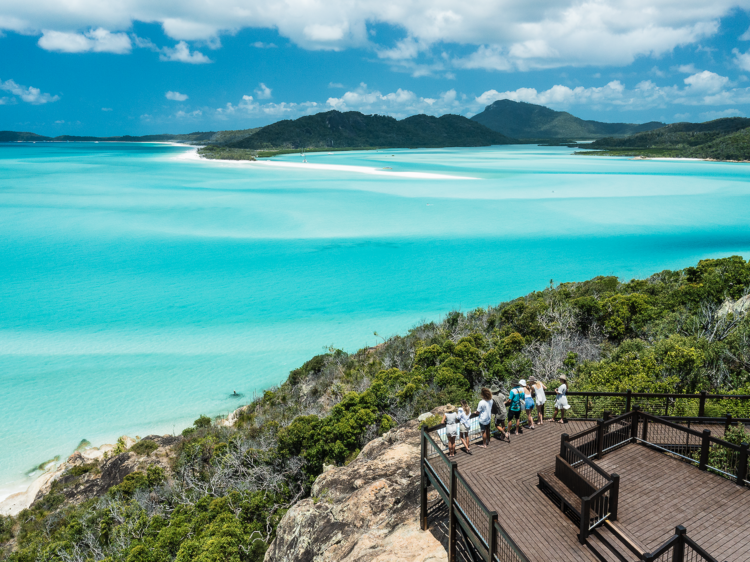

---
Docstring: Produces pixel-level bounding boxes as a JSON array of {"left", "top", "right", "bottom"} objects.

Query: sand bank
[{"left": 173, "top": 147, "right": 479, "bottom": 180}]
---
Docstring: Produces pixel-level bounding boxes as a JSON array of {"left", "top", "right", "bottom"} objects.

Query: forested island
[
  {"left": 576, "top": 117, "right": 750, "bottom": 161},
  {"left": 1, "top": 256, "right": 749, "bottom": 561}
]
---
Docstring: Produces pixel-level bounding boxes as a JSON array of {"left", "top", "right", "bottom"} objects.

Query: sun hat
[
  {"left": 519, "top": 379, "right": 527, "bottom": 387},
  {"left": 528, "top": 376, "right": 537, "bottom": 383},
  {"left": 445, "top": 404, "right": 456, "bottom": 412},
  {"left": 512, "top": 380, "right": 523, "bottom": 386},
  {"left": 489, "top": 384, "right": 501, "bottom": 394},
  {"left": 559, "top": 374, "right": 567, "bottom": 380}
]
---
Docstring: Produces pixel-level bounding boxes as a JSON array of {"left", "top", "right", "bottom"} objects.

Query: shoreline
[
  {"left": 175, "top": 147, "right": 480, "bottom": 180},
  {"left": 0, "top": 403, "right": 247, "bottom": 516}
]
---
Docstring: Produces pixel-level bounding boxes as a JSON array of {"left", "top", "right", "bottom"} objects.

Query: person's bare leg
[
  {"left": 462, "top": 433, "right": 470, "bottom": 452},
  {"left": 528, "top": 409, "right": 536, "bottom": 429},
  {"left": 538, "top": 405, "right": 544, "bottom": 425},
  {"left": 552, "top": 408, "right": 559, "bottom": 423},
  {"left": 559, "top": 409, "right": 566, "bottom": 424}
]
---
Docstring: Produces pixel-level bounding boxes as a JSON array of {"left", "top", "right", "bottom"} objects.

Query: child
[
  {"left": 552, "top": 374, "right": 571, "bottom": 424},
  {"left": 458, "top": 400, "right": 472, "bottom": 453}
]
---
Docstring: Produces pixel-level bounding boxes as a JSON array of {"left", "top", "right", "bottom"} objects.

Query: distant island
[
  {"left": 575, "top": 117, "right": 750, "bottom": 161},
  {"left": 470, "top": 99, "right": 664, "bottom": 140}
]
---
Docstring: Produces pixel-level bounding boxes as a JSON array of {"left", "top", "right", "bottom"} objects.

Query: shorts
[
  {"left": 494, "top": 416, "right": 507, "bottom": 427},
  {"left": 525, "top": 398, "right": 535, "bottom": 410},
  {"left": 507, "top": 410, "right": 521, "bottom": 420},
  {"left": 479, "top": 422, "right": 491, "bottom": 432}
]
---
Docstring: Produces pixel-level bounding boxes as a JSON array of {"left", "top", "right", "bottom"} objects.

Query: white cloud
[
  {"left": 733, "top": 48, "right": 750, "bottom": 72},
  {"left": 254, "top": 83, "right": 272, "bottom": 99},
  {"left": 159, "top": 41, "right": 211, "bottom": 63},
  {"left": 101, "top": 107, "right": 112, "bottom": 111},
  {"left": 215, "top": 93, "right": 321, "bottom": 119},
  {"left": 674, "top": 112, "right": 691, "bottom": 120},
  {"left": 326, "top": 83, "right": 462, "bottom": 117},
  {"left": 650, "top": 66, "right": 666, "bottom": 78},
  {"left": 741, "top": 27, "right": 750, "bottom": 41},
  {"left": 176, "top": 109, "right": 202, "bottom": 118},
  {"left": 165, "top": 90, "right": 189, "bottom": 101},
  {"left": 1, "top": 1, "right": 744, "bottom": 68},
  {"left": 675, "top": 63, "right": 699, "bottom": 73},
  {"left": 0, "top": 78, "right": 59, "bottom": 104},
  {"left": 38, "top": 28, "right": 131, "bottom": 54},
  {"left": 699, "top": 108, "right": 742, "bottom": 120},
  {"left": 328, "top": 82, "right": 344, "bottom": 88},
  {"left": 54, "top": 120, "right": 64, "bottom": 123},
  {"left": 683, "top": 70, "right": 730, "bottom": 93},
  {"left": 251, "top": 41, "right": 277, "bottom": 48}
]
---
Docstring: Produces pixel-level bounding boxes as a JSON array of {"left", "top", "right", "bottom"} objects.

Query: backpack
[{"left": 491, "top": 399, "right": 499, "bottom": 415}]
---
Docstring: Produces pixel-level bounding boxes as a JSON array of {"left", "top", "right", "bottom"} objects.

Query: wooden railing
[
  {"left": 553, "top": 390, "right": 750, "bottom": 421},
  {"left": 642, "top": 525, "right": 724, "bottom": 562},
  {"left": 421, "top": 427, "right": 529, "bottom": 562}
]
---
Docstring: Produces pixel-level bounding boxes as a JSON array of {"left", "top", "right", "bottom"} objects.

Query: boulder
[
  {"left": 417, "top": 413, "right": 432, "bottom": 422},
  {"left": 718, "top": 294, "right": 750, "bottom": 317},
  {"left": 264, "top": 418, "right": 447, "bottom": 562}
]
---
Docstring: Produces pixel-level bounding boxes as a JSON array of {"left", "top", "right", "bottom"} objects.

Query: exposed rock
[
  {"left": 417, "top": 413, "right": 432, "bottom": 422},
  {"left": 264, "top": 416, "right": 447, "bottom": 562},
  {"left": 718, "top": 294, "right": 750, "bottom": 317}
]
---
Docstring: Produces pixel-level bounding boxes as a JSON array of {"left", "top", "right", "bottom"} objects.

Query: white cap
[{"left": 519, "top": 379, "right": 526, "bottom": 386}]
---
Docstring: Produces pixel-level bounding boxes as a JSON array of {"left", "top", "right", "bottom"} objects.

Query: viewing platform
[{"left": 420, "top": 391, "right": 750, "bottom": 562}]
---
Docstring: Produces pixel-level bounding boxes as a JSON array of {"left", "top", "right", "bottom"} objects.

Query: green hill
[
  {"left": 471, "top": 99, "right": 663, "bottom": 139},
  {"left": 0, "top": 131, "right": 51, "bottom": 142},
  {"left": 229, "top": 110, "right": 515, "bottom": 150},
  {"left": 581, "top": 117, "right": 750, "bottom": 160}
]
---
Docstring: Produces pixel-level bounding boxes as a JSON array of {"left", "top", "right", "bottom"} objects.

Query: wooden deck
[
  {"left": 597, "top": 445, "right": 750, "bottom": 561},
  {"left": 439, "top": 420, "right": 599, "bottom": 562},
  {"left": 432, "top": 419, "right": 750, "bottom": 562}
]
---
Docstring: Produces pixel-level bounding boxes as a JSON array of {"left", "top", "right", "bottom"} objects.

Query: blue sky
[{"left": 3, "top": 1, "right": 750, "bottom": 135}]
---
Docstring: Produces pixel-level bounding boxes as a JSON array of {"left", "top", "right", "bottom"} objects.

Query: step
[
  {"left": 603, "top": 521, "right": 647, "bottom": 558},
  {"left": 586, "top": 525, "right": 642, "bottom": 562},
  {"left": 538, "top": 466, "right": 584, "bottom": 518}
]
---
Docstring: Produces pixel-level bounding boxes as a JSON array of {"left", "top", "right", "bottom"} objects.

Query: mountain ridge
[{"left": 471, "top": 99, "right": 664, "bottom": 139}]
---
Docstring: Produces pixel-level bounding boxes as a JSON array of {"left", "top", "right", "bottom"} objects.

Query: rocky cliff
[{"left": 264, "top": 418, "right": 447, "bottom": 562}]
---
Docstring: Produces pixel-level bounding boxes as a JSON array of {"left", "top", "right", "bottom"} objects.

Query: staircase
[{"left": 538, "top": 468, "right": 646, "bottom": 562}]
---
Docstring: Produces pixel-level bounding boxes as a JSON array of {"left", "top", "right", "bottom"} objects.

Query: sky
[{"left": 3, "top": 1, "right": 750, "bottom": 135}]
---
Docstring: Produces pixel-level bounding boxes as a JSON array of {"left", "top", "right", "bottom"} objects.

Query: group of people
[{"left": 441, "top": 374, "right": 571, "bottom": 457}]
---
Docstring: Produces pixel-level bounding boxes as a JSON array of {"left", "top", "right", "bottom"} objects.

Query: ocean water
[{"left": 1, "top": 142, "right": 750, "bottom": 501}]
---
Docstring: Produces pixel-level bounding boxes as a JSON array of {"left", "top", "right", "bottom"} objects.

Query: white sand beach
[{"left": 172, "top": 147, "right": 479, "bottom": 180}]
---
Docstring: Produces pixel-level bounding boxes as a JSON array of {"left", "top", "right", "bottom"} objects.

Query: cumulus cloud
[
  {"left": 176, "top": 109, "right": 202, "bottom": 118},
  {"left": 165, "top": 90, "right": 189, "bottom": 101},
  {"left": 251, "top": 41, "right": 277, "bottom": 48},
  {"left": 328, "top": 82, "right": 344, "bottom": 88},
  {"left": 38, "top": 28, "right": 131, "bottom": 54},
  {"left": 0, "top": 78, "right": 59, "bottom": 104},
  {"left": 0, "top": 0, "right": 743, "bottom": 68},
  {"left": 733, "top": 48, "right": 750, "bottom": 72},
  {"left": 326, "top": 83, "right": 462, "bottom": 117},
  {"left": 683, "top": 70, "right": 730, "bottom": 93},
  {"left": 699, "top": 108, "right": 742, "bottom": 120},
  {"left": 254, "top": 83, "right": 272, "bottom": 99},
  {"left": 159, "top": 41, "right": 211, "bottom": 63},
  {"left": 215, "top": 93, "right": 320, "bottom": 119}
]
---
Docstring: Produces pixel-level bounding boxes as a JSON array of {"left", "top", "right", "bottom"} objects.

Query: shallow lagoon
[{"left": 1, "top": 142, "right": 749, "bottom": 500}]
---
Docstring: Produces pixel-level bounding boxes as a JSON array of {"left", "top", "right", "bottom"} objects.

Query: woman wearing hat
[
  {"left": 520, "top": 379, "right": 536, "bottom": 429},
  {"left": 529, "top": 376, "right": 548, "bottom": 425},
  {"left": 552, "top": 374, "right": 571, "bottom": 424},
  {"left": 441, "top": 404, "right": 459, "bottom": 457}
]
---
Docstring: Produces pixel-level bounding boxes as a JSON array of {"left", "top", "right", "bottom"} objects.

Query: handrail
[
  {"left": 566, "top": 391, "right": 750, "bottom": 399},
  {"left": 643, "top": 525, "right": 720, "bottom": 562},
  {"left": 562, "top": 441, "right": 612, "bottom": 482}
]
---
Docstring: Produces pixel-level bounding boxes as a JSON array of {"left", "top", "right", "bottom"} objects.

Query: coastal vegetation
[
  {"left": 578, "top": 117, "right": 750, "bottom": 161},
  {"left": 227, "top": 110, "right": 514, "bottom": 150},
  {"left": 471, "top": 99, "right": 663, "bottom": 140},
  {"left": 2, "top": 256, "right": 750, "bottom": 561}
]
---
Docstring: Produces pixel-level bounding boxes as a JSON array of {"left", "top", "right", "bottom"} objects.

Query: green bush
[{"left": 130, "top": 439, "right": 159, "bottom": 456}]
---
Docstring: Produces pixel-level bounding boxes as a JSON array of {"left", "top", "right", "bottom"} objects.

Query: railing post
[
  {"left": 420, "top": 429, "right": 428, "bottom": 531},
  {"left": 579, "top": 496, "right": 590, "bottom": 544},
  {"left": 673, "top": 525, "right": 686, "bottom": 562},
  {"left": 630, "top": 407, "right": 639, "bottom": 444},
  {"left": 664, "top": 396, "right": 670, "bottom": 417},
  {"left": 487, "top": 511, "right": 498, "bottom": 562},
  {"left": 699, "top": 391, "right": 707, "bottom": 417},
  {"left": 560, "top": 433, "right": 570, "bottom": 458},
  {"left": 642, "top": 414, "right": 649, "bottom": 443},
  {"left": 448, "top": 460, "right": 458, "bottom": 562},
  {"left": 625, "top": 389, "right": 632, "bottom": 414},
  {"left": 725, "top": 413, "right": 733, "bottom": 435},
  {"left": 596, "top": 419, "right": 605, "bottom": 459},
  {"left": 737, "top": 443, "right": 748, "bottom": 486},
  {"left": 610, "top": 473, "right": 620, "bottom": 521},
  {"left": 699, "top": 430, "right": 711, "bottom": 471},
  {"left": 603, "top": 410, "right": 611, "bottom": 421}
]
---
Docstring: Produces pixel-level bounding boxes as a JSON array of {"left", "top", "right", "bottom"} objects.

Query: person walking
[
  {"left": 477, "top": 388, "right": 493, "bottom": 448},
  {"left": 442, "top": 404, "right": 459, "bottom": 457},
  {"left": 506, "top": 380, "right": 525, "bottom": 435},
  {"left": 552, "top": 374, "right": 572, "bottom": 424},
  {"left": 520, "top": 379, "right": 536, "bottom": 429},
  {"left": 457, "top": 400, "right": 472, "bottom": 453},
  {"left": 529, "top": 376, "right": 548, "bottom": 425},
  {"left": 490, "top": 384, "right": 509, "bottom": 441}
]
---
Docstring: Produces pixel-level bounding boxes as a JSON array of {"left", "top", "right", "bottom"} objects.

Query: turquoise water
[{"left": 2, "top": 142, "right": 750, "bottom": 500}]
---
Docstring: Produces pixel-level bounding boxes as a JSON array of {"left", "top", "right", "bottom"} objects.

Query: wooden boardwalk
[
  {"left": 597, "top": 445, "right": 750, "bottom": 561},
  {"left": 438, "top": 420, "right": 599, "bottom": 562},
  {"left": 431, "top": 419, "right": 750, "bottom": 562}
]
